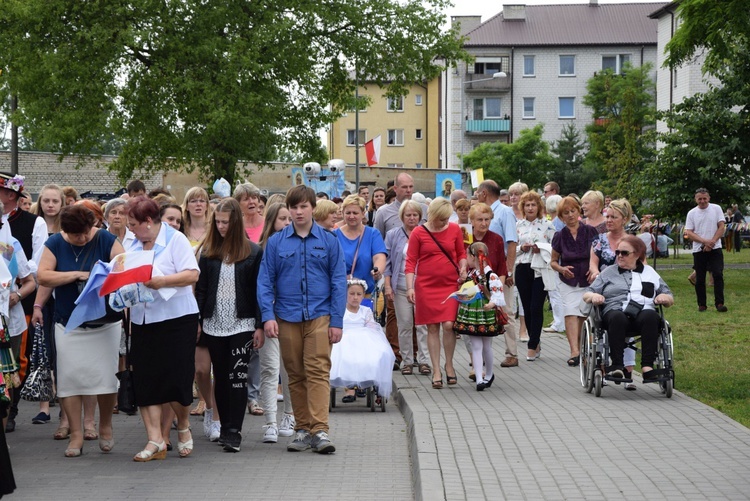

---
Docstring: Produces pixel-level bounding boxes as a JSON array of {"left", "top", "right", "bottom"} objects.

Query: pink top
[{"left": 245, "top": 224, "right": 263, "bottom": 243}]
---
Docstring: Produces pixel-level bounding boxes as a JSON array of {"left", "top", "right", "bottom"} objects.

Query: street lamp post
[{"left": 459, "top": 71, "right": 508, "bottom": 171}]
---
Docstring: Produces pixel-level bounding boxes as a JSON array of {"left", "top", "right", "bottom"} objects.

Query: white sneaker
[
  {"left": 278, "top": 413, "right": 295, "bottom": 437},
  {"left": 203, "top": 408, "right": 214, "bottom": 438},
  {"left": 276, "top": 393, "right": 284, "bottom": 402},
  {"left": 209, "top": 420, "right": 221, "bottom": 442},
  {"left": 263, "top": 423, "right": 279, "bottom": 443}
]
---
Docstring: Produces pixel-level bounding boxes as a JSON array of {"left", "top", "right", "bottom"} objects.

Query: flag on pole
[
  {"left": 364, "top": 135, "right": 381, "bottom": 167},
  {"left": 99, "top": 251, "right": 155, "bottom": 296}
]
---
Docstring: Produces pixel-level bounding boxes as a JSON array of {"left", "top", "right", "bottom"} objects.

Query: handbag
[
  {"left": 20, "top": 323, "right": 54, "bottom": 402},
  {"left": 115, "top": 313, "right": 138, "bottom": 415}
]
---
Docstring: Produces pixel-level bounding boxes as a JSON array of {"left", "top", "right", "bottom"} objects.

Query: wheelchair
[{"left": 580, "top": 304, "right": 674, "bottom": 398}]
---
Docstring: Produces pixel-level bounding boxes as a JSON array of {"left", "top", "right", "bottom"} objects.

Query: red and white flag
[
  {"left": 364, "top": 135, "right": 381, "bottom": 167},
  {"left": 99, "top": 250, "right": 155, "bottom": 296}
]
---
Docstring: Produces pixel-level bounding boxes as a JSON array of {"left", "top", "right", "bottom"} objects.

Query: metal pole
[
  {"left": 10, "top": 96, "right": 18, "bottom": 176},
  {"left": 355, "top": 68, "right": 360, "bottom": 190},
  {"left": 459, "top": 66, "right": 464, "bottom": 171}
]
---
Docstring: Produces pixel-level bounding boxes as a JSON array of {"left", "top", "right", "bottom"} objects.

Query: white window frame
[
  {"left": 523, "top": 97, "right": 535, "bottom": 119},
  {"left": 415, "top": 129, "right": 423, "bottom": 140},
  {"left": 601, "top": 54, "right": 632, "bottom": 74},
  {"left": 474, "top": 97, "right": 502, "bottom": 119},
  {"left": 523, "top": 55, "right": 535, "bottom": 77},
  {"left": 386, "top": 96, "right": 404, "bottom": 112},
  {"left": 346, "top": 129, "right": 367, "bottom": 146},
  {"left": 387, "top": 163, "right": 405, "bottom": 168},
  {"left": 558, "top": 97, "right": 575, "bottom": 119},
  {"left": 415, "top": 94, "right": 423, "bottom": 106},
  {"left": 559, "top": 55, "right": 576, "bottom": 76},
  {"left": 387, "top": 129, "right": 404, "bottom": 146}
]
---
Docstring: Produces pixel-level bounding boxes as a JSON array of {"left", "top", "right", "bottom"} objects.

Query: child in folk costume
[
  {"left": 452, "top": 242, "right": 505, "bottom": 391},
  {"left": 330, "top": 279, "right": 395, "bottom": 401}
]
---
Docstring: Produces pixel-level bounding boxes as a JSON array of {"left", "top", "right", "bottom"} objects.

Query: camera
[
  {"left": 303, "top": 162, "right": 321, "bottom": 175},
  {"left": 328, "top": 159, "right": 345, "bottom": 173}
]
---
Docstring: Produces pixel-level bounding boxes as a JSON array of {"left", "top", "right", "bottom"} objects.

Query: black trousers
[
  {"left": 203, "top": 331, "right": 253, "bottom": 433},
  {"left": 515, "top": 263, "right": 547, "bottom": 350},
  {"left": 693, "top": 248, "right": 724, "bottom": 307},
  {"left": 603, "top": 309, "right": 660, "bottom": 368}
]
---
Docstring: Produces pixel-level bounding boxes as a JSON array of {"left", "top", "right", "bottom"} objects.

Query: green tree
[
  {"left": 462, "top": 124, "right": 555, "bottom": 190},
  {"left": 0, "top": 0, "right": 467, "bottom": 185},
  {"left": 640, "top": 0, "right": 750, "bottom": 217},
  {"left": 582, "top": 64, "right": 655, "bottom": 201},
  {"left": 549, "top": 123, "right": 601, "bottom": 197}
]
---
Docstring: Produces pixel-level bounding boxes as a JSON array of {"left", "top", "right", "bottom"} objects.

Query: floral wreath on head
[
  {"left": 0, "top": 175, "right": 24, "bottom": 193},
  {"left": 346, "top": 278, "right": 368, "bottom": 290}
]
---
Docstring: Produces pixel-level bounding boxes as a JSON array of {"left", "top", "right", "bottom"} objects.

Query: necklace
[{"left": 70, "top": 242, "right": 86, "bottom": 263}]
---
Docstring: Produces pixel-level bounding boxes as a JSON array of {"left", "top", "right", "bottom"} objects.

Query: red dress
[{"left": 405, "top": 224, "right": 467, "bottom": 325}]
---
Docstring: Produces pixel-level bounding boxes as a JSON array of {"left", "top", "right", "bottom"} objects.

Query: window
[
  {"left": 415, "top": 129, "right": 423, "bottom": 140},
  {"left": 387, "top": 129, "right": 404, "bottom": 146},
  {"left": 523, "top": 98, "right": 535, "bottom": 119},
  {"left": 387, "top": 163, "right": 405, "bottom": 168},
  {"left": 559, "top": 55, "right": 575, "bottom": 76},
  {"left": 558, "top": 97, "right": 575, "bottom": 119},
  {"left": 474, "top": 61, "right": 503, "bottom": 75},
  {"left": 346, "top": 130, "right": 367, "bottom": 146},
  {"left": 602, "top": 54, "right": 631, "bottom": 74},
  {"left": 415, "top": 94, "right": 423, "bottom": 106},
  {"left": 523, "top": 56, "right": 535, "bottom": 76},
  {"left": 415, "top": 163, "right": 423, "bottom": 169},
  {"left": 386, "top": 96, "right": 404, "bottom": 112},
  {"left": 474, "top": 98, "right": 502, "bottom": 119}
]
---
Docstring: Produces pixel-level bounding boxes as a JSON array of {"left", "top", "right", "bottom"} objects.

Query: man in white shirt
[{"left": 685, "top": 188, "right": 727, "bottom": 312}]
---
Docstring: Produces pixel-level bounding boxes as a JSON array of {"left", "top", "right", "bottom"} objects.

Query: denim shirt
[
  {"left": 489, "top": 200, "right": 518, "bottom": 253},
  {"left": 258, "top": 222, "right": 347, "bottom": 328}
]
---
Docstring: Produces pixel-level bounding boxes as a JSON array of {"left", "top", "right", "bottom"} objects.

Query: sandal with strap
[
  {"left": 401, "top": 365, "right": 413, "bottom": 375},
  {"left": 177, "top": 428, "right": 193, "bottom": 458},
  {"left": 190, "top": 400, "right": 206, "bottom": 416},
  {"left": 445, "top": 366, "right": 457, "bottom": 385},
  {"left": 432, "top": 379, "right": 443, "bottom": 389},
  {"left": 54, "top": 426, "right": 70, "bottom": 440},
  {"left": 83, "top": 427, "right": 98, "bottom": 441},
  {"left": 133, "top": 440, "right": 167, "bottom": 462}
]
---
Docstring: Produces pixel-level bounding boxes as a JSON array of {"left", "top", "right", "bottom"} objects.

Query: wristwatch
[{"left": 507, "top": 272, "right": 513, "bottom": 278}]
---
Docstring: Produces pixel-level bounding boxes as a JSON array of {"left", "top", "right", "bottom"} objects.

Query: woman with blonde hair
[
  {"left": 181, "top": 187, "right": 211, "bottom": 246},
  {"left": 508, "top": 182, "right": 529, "bottom": 221},
  {"left": 34, "top": 184, "right": 66, "bottom": 235},
  {"left": 405, "top": 198, "right": 467, "bottom": 389},
  {"left": 581, "top": 190, "right": 606, "bottom": 233},
  {"left": 313, "top": 200, "right": 340, "bottom": 231}
]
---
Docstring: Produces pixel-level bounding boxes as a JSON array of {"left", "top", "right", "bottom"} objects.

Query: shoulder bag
[{"left": 115, "top": 311, "right": 137, "bottom": 415}]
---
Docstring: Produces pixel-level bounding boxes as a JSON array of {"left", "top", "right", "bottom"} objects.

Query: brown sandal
[
  {"left": 432, "top": 379, "right": 443, "bottom": 389},
  {"left": 418, "top": 364, "right": 431, "bottom": 375},
  {"left": 401, "top": 365, "right": 413, "bottom": 375}
]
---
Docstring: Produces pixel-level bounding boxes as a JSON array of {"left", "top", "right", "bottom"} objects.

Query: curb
[{"left": 394, "top": 383, "right": 445, "bottom": 501}]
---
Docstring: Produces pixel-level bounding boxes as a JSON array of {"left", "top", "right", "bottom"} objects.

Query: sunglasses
[{"left": 615, "top": 250, "right": 632, "bottom": 257}]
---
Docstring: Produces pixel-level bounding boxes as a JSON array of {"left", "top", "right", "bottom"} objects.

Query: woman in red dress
[{"left": 405, "top": 199, "right": 467, "bottom": 389}]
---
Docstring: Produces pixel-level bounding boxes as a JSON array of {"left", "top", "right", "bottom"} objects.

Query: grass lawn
[{"left": 543, "top": 249, "right": 750, "bottom": 428}]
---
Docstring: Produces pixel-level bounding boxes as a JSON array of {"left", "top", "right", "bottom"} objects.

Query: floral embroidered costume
[{"left": 453, "top": 265, "right": 505, "bottom": 337}]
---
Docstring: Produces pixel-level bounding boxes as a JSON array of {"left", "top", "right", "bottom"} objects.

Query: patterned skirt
[{"left": 454, "top": 299, "right": 502, "bottom": 337}]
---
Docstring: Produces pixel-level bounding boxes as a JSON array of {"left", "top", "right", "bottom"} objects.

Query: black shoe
[
  {"left": 484, "top": 374, "right": 496, "bottom": 388},
  {"left": 222, "top": 431, "right": 241, "bottom": 453},
  {"left": 476, "top": 382, "right": 486, "bottom": 392},
  {"left": 642, "top": 370, "right": 659, "bottom": 381},
  {"left": 716, "top": 304, "right": 728, "bottom": 312},
  {"left": 32, "top": 412, "right": 51, "bottom": 424},
  {"left": 5, "top": 417, "right": 15, "bottom": 433},
  {"left": 355, "top": 388, "right": 367, "bottom": 398}
]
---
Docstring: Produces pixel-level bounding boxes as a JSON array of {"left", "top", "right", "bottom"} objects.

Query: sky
[{"left": 443, "top": 0, "right": 666, "bottom": 23}]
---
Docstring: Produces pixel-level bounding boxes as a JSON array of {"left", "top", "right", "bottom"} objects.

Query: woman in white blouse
[
  {"left": 515, "top": 191, "right": 556, "bottom": 362},
  {"left": 195, "top": 198, "right": 264, "bottom": 453},
  {"left": 126, "top": 196, "right": 200, "bottom": 462}
]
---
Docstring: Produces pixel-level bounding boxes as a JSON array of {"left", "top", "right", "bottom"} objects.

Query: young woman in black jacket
[{"left": 195, "top": 198, "right": 264, "bottom": 452}]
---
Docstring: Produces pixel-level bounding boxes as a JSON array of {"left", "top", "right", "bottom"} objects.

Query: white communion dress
[{"left": 330, "top": 306, "right": 395, "bottom": 397}]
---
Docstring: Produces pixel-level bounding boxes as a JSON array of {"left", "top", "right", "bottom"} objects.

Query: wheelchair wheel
[
  {"left": 580, "top": 318, "right": 596, "bottom": 392},
  {"left": 380, "top": 395, "right": 386, "bottom": 412},
  {"left": 657, "top": 321, "right": 674, "bottom": 398},
  {"left": 594, "top": 371, "right": 603, "bottom": 397},
  {"left": 368, "top": 388, "right": 376, "bottom": 412}
]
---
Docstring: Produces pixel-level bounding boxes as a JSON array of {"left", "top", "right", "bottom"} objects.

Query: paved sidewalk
[
  {"left": 395, "top": 330, "right": 750, "bottom": 500},
  {"left": 6, "top": 391, "right": 412, "bottom": 500}
]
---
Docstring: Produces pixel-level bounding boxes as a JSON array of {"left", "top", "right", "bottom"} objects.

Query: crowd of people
[{"left": 0, "top": 170, "right": 736, "bottom": 489}]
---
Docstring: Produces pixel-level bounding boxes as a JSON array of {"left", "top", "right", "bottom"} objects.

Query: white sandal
[
  {"left": 177, "top": 428, "right": 193, "bottom": 458},
  {"left": 133, "top": 440, "right": 167, "bottom": 462}
]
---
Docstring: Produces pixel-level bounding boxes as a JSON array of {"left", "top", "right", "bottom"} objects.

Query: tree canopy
[
  {"left": 462, "top": 124, "right": 555, "bottom": 190},
  {"left": 0, "top": 0, "right": 468, "bottom": 184}
]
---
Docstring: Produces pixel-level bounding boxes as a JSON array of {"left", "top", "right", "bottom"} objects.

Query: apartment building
[
  {"left": 328, "top": 79, "right": 441, "bottom": 169},
  {"left": 446, "top": 1, "right": 667, "bottom": 171}
]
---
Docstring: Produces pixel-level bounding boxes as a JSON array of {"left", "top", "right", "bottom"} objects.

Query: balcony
[
  {"left": 464, "top": 72, "right": 511, "bottom": 92},
  {"left": 465, "top": 119, "right": 510, "bottom": 134}
]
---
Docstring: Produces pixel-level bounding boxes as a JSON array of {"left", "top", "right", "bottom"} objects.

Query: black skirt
[
  {"left": 0, "top": 400, "right": 16, "bottom": 498},
  {"left": 131, "top": 314, "right": 198, "bottom": 407}
]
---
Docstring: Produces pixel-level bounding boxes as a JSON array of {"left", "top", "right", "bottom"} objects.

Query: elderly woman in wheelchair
[{"left": 582, "top": 235, "right": 674, "bottom": 383}]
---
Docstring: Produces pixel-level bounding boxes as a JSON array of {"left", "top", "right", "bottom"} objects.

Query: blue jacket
[{"left": 258, "top": 222, "right": 347, "bottom": 328}]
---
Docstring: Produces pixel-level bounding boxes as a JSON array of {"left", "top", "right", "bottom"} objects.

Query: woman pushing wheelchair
[{"left": 582, "top": 235, "right": 674, "bottom": 382}]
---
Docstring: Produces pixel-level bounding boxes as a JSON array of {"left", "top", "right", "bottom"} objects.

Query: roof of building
[{"left": 465, "top": 2, "right": 669, "bottom": 47}]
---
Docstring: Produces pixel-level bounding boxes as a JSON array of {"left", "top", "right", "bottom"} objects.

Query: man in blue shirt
[{"left": 258, "top": 185, "right": 346, "bottom": 454}]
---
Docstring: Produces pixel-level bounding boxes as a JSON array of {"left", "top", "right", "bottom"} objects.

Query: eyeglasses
[
  {"left": 188, "top": 199, "right": 207, "bottom": 204},
  {"left": 614, "top": 250, "right": 632, "bottom": 257}
]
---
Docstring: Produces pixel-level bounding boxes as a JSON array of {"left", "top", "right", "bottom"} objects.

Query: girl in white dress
[{"left": 330, "top": 280, "right": 395, "bottom": 399}]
